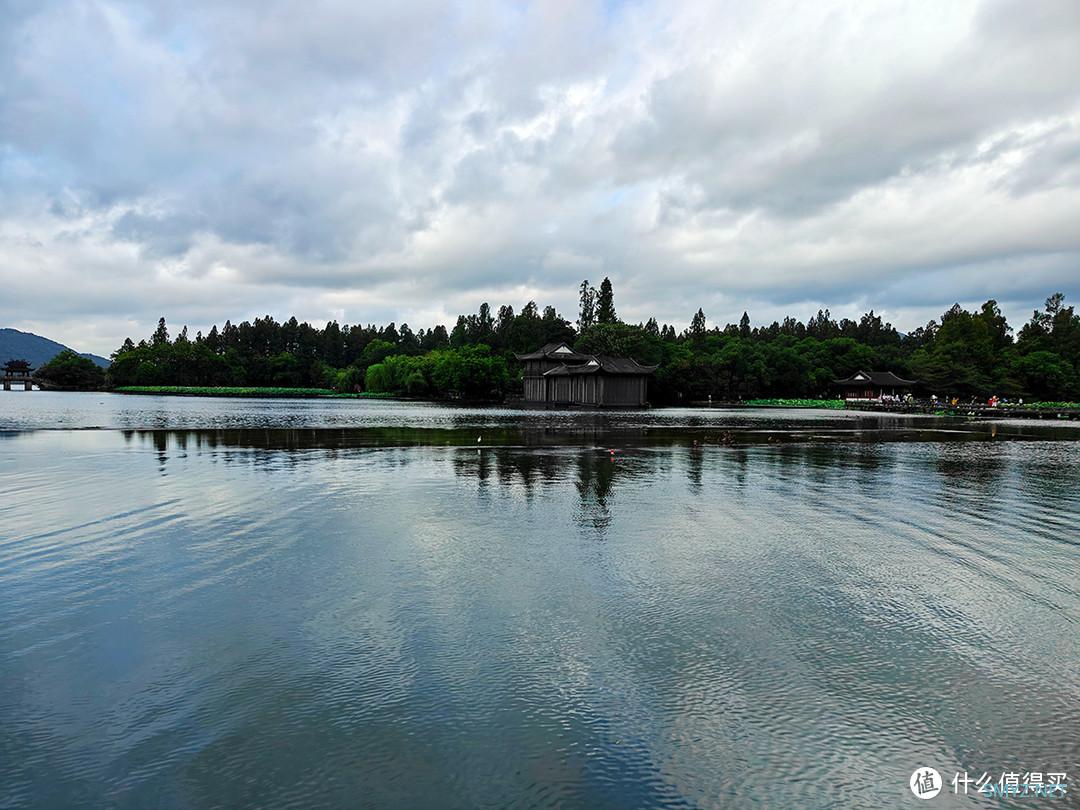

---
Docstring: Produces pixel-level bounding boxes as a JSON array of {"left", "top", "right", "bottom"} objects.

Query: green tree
[
  {"left": 358, "top": 340, "right": 397, "bottom": 369},
  {"left": 576, "top": 322, "right": 662, "bottom": 365},
  {"left": 539, "top": 306, "right": 575, "bottom": 346},
  {"left": 1008, "top": 351, "right": 1077, "bottom": 400},
  {"left": 909, "top": 303, "right": 999, "bottom": 396},
  {"left": 364, "top": 362, "right": 392, "bottom": 393},
  {"left": 977, "top": 299, "right": 1012, "bottom": 353},
  {"left": 596, "top": 277, "right": 617, "bottom": 324},
  {"left": 152, "top": 317, "right": 170, "bottom": 346},
  {"left": 689, "top": 308, "right": 706, "bottom": 343},
  {"left": 35, "top": 350, "right": 106, "bottom": 389},
  {"left": 578, "top": 280, "right": 596, "bottom": 332}
]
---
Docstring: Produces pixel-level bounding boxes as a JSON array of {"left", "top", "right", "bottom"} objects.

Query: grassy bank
[
  {"left": 744, "top": 398, "right": 846, "bottom": 409},
  {"left": 114, "top": 386, "right": 394, "bottom": 399},
  {"left": 1012, "top": 401, "right": 1080, "bottom": 410}
]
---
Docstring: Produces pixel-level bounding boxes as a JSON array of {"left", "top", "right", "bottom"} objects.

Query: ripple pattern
[{"left": 1, "top": 430, "right": 1078, "bottom": 808}]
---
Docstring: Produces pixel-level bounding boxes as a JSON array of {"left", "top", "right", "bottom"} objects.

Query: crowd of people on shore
[{"left": 928, "top": 394, "right": 1022, "bottom": 408}]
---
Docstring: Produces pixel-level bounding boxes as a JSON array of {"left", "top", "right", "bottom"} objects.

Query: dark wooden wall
[{"left": 524, "top": 373, "right": 647, "bottom": 406}]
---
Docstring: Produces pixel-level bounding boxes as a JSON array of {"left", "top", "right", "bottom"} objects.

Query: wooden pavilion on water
[
  {"left": 834, "top": 370, "right": 917, "bottom": 401},
  {"left": 2, "top": 359, "right": 35, "bottom": 391},
  {"left": 516, "top": 342, "right": 657, "bottom": 407}
]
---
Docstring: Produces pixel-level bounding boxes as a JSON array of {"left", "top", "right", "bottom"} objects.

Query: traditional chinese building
[
  {"left": 3, "top": 359, "right": 32, "bottom": 375},
  {"left": 516, "top": 342, "right": 657, "bottom": 407},
  {"left": 834, "top": 370, "right": 917, "bottom": 401},
  {"left": 2, "top": 359, "right": 35, "bottom": 391}
]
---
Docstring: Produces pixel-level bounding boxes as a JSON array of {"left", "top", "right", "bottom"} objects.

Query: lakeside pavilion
[
  {"left": 3, "top": 359, "right": 35, "bottom": 391},
  {"left": 516, "top": 342, "right": 657, "bottom": 407},
  {"left": 834, "top": 370, "right": 917, "bottom": 401}
]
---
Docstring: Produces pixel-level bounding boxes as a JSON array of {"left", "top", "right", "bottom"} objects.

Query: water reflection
[
  {"left": 115, "top": 428, "right": 1077, "bottom": 544},
  {"left": 573, "top": 451, "right": 619, "bottom": 531},
  {"left": 108, "top": 414, "right": 1080, "bottom": 460}
]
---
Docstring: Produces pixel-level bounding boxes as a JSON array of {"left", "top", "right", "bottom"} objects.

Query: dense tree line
[
  {"left": 107, "top": 280, "right": 1080, "bottom": 402},
  {"left": 107, "top": 302, "right": 575, "bottom": 399}
]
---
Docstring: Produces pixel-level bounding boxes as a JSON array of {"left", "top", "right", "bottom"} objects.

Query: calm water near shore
[
  {"left": 2, "top": 393, "right": 1078, "bottom": 807},
  {"left": 3, "top": 390, "right": 1080, "bottom": 441}
]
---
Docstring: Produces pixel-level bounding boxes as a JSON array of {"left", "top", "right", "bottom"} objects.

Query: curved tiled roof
[
  {"left": 518, "top": 342, "right": 657, "bottom": 376},
  {"left": 595, "top": 355, "right": 659, "bottom": 374},
  {"left": 834, "top": 370, "right": 917, "bottom": 386},
  {"left": 542, "top": 355, "right": 657, "bottom": 376},
  {"left": 515, "top": 342, "right": 592, "bottom": 362}
]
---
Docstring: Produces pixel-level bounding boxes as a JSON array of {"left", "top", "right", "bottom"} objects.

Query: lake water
[{"left": 2, "top": 393, "right": 1078, "bottom": 808}]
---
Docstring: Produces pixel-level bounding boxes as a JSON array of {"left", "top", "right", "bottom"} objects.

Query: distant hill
[{"left": 0, "top": 328, "right": 110, "bottom": 368}]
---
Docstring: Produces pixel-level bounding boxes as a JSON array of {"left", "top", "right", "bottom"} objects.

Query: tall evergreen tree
[
  {"left": 596, "top": 277, "right": 617, "bottom": 324},
  {"left": 450, "top": 315, "right": 469, "bottom": 347},
  {"left": 429, "top": 324, "right": 450, "bottom": 349},
  {"left": 496, "top": 305, "right": 515, "bottom": 348},
  {"left": 690, "top": 308, "right": 706, "bottom": 341},
  {"left": 578, "top": 279, "right": 596, "bottom": 332},
  {"left": 398, "top": 323, "right": 419, "bottom": 353},
  {"left": 977, "top": 299, "right": 1012, "bottom": 353},
  {"left": 152, "top": 317, "right": 170, "bottom": 346}
]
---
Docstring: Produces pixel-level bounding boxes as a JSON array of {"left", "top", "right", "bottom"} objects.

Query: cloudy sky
[{"left": 2, "top": 0, "right": 1079, "bottom": 354}]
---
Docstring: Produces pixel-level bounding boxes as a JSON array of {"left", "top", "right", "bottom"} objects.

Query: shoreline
[
  {"left": 4, "top": 426, "right": 1078, "bottom": 446},
  {"left": 11, "top": 388, "right": 1080, "bottom": 421}
]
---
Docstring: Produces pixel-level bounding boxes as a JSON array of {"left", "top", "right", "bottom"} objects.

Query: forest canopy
[{"left": 106, "top": 281, "right": 1080, "bottom": 403}]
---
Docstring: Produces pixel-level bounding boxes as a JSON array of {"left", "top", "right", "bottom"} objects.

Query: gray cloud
[{"left": 1, "top": 0, "right": 1079, "bottom": 354}]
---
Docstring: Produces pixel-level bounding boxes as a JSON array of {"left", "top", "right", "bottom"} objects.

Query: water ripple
[{"left": 1, "top": 429, "right": 1078, "bottom": 808}]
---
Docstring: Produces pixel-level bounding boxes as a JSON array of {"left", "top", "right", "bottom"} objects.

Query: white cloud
[{"left": 1, "top": 0, "right": 1079, "bottom": 353}]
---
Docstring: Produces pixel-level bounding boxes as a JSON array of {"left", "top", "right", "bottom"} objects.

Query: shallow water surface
[
  {"left": 1, "top": 399, "right": 1078, "bottom": 808},
  {"left": 2, "top": 390, "right": 1079, "bottom": 443}
]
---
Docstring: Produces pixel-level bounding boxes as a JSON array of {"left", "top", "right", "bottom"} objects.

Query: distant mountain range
[{"left": 0, "top": 328, "right": 111, "bottom": 368}]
